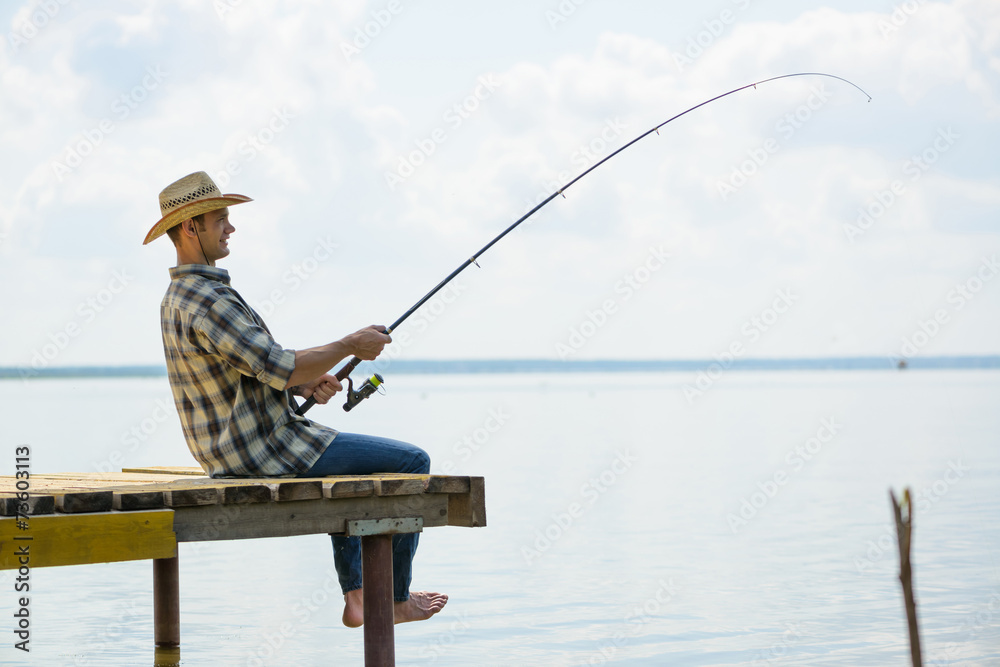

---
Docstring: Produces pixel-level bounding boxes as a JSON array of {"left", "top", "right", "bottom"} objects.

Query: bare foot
[
  {"left": 394, "top": 591, "right": 448, "bottom": 624},
  {"left": 343, "top": 589, "right": 364, "bottom": 628},
  {"left": 341, "top": 589, "right": 448, "bottom": 627}
]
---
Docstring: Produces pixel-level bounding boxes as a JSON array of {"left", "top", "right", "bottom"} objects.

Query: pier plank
[
  {"left": 122, "top": 466, "right": 206, "bottom": 476},
  {"left": 374, "top": 477, "right": 426, "bottom": 496},
  {"left": 324, "top": 478, "right": 375, "bottom": 499},
  {"left": 447, "top": 476, "right": 486, "bottom": 528},
  {"left": 114, "top": 491, "right": 166, "bottom": 511},
  {"left": 0, "top": 493, "right": 56, "bottom": 516},
  {"left": 0, "top": 510, "right": 176, "bottom": 569},
  {"left": 172, "top": 494, "right": 450, "bottom": 542},
  {"left": 426, "top": 476, "right": 471, "bottom": 494},
  {"left": 164, "top": 487, "right": 220, "bottom": 507},
  {"left": 55, "top": 491, "right": 114, "bottom": 513},
  {"left": 273, "top": 480, "right": 323, "bottom": 501},
  {"left": 221, "top": 484, "right": 272, "bottom": 505}
]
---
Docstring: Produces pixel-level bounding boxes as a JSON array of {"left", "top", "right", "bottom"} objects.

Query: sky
[{"left": 1, "top": 0, "right": 998, "bottom": 370}]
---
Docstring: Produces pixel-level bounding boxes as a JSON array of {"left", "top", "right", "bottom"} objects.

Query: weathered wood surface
[
  {"left": 0, "top": 469, "right": 486, "bottom": 568},
  {"left": 0, "top": 472, "right": 483, "bottom": 516},
  {"left": 173, "top": 494, "right": 450, "bottom": 542}
]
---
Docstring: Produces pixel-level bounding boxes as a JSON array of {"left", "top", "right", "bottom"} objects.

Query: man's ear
[{"left": 180, "top": 218, "right": 195, "bottom": 237}]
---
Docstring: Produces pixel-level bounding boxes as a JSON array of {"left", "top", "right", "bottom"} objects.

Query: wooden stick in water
[{"left": 890, "top": 488, "right": 923, "bottom": 667}]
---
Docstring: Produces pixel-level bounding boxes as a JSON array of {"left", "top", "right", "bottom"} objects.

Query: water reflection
[{"left": 152, "top": 645, "right": 180, "bottom": 666}]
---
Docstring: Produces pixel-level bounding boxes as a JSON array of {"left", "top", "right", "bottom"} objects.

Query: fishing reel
[{"left": 342, "top": 373, "right": 385, "bottom": 412}]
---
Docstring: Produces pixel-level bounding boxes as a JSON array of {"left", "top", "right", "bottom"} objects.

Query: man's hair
[{"left": 166, "top": 213, "right": 206, "bottom": 247}]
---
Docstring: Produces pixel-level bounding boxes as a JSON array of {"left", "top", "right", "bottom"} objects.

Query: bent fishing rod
[{"left": 295, "top": 72, "right": 871, "bottom": 415}]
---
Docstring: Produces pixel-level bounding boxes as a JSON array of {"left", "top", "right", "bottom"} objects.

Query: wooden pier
[{"left": 0, "top": 467, "right": 486, "bottom": 665}]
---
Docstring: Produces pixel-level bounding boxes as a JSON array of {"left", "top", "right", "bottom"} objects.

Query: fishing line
[{"left": 296, "top": 72, "right": 872, "bottom": 415}]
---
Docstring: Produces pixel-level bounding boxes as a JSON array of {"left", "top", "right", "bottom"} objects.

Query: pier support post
[
  {"left": 348, "top": 517, "right": 423, "bottom": 667},
  {"left": 153, "top": 555, "right": 180, "bottom": 647},
  {"left": 362, "top": 535, "right": 395, "bottom": 666}
]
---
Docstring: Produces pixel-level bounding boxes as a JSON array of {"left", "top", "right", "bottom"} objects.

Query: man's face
[{"left": 199, "top": 208, "right": 236, "bottom": 262}]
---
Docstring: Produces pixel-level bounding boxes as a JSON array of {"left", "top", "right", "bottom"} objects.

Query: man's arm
[{"left": 284, "top": 325, "right": 391, "bottom": 389}]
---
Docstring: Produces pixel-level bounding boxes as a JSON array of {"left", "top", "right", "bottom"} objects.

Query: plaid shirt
[{"left": 160, "top": 264, "right": 335, "bottom": 477}]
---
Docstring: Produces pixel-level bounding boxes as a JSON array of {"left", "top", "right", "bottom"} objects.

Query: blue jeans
[{"left": 298, "top": 432, "right": 430, "bottom": 602}]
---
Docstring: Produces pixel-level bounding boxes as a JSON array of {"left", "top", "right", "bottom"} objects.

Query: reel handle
[{"left": 294, "top": 356, "right": 362, "bottom": 416}]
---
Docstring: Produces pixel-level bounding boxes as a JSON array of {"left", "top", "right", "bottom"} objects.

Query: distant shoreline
[{"left": 2, "top": 356, "right": 999, "bottom": 380}]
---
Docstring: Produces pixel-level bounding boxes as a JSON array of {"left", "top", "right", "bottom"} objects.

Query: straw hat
[{"left": 143, "top": 171, "right": 252, "bottom": 245}]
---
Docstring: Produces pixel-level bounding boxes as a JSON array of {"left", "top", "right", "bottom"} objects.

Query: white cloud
[{"left": 1, "top": 1, "right": 997, "bottom": 365}]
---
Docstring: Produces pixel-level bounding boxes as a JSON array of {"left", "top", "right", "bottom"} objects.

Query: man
[{"left": 144, "top": 171, "right": 446, "bottom": 627}]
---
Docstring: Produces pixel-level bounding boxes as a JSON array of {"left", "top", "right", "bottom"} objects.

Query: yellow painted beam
[{"left": 0, "top": 510, "right": 176, "bottom": 569}]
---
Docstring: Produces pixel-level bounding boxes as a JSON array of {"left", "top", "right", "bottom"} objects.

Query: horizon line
[{"left": 2, "top": 355, "right": 999, "bottom": 380}]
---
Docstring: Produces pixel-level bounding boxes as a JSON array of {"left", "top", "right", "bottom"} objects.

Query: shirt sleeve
[{"left": 194, "top": 294, "right": 296, "bottom": 391}]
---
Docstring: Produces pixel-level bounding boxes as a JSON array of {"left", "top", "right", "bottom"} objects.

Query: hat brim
[{"left": 143, "top": 195, "right": 253, "bottom": 245}]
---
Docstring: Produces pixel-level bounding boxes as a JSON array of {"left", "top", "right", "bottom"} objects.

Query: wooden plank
[
  {"left": 374, "top": 477, "right": 426, "bottom": 496},
  {"left": 113, "top": 491, "right": 166, "bottom": 511},
  {"left": 347, "top": 517, "right": 424, "bottom": 536},
  {"left": 1, "top": 477, "right": 302, "bottom": 498},
  {"left": 0, "top": 510, "right": 176, "bottom": 569},
  {"left": 324, "top": 478, "right": 375, "bottom": 499},
  {"left": 122, "top": 466, "right": 206, "bottom": 476},
  {"left": 55, "top": 491, "right": 113, "bottom": 514},
  {"left": 0, "top": 494, "right": 55, "bottom": 517},
  {"left": 164, "top": 487, "right": 220, "bottom": 507},
  {"left": 426, "top": 476, "right": 471, "bottom": 494},
  {"left": 172, "top": 494, "right": 450, "bottom": 542},
  {"left": 221, "top": 485, "right": 271, "bottom": 505},
  {"left": 273, "top": 481, "right": 323, "bottom": 502},
  {"left": 34, "top": 472, "right": 202, "bottom": 482},
  {"left": 447, "top": 477, "right": 486, "bottom": 528}
]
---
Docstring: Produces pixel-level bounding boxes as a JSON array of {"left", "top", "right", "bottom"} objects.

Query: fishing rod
[{"left": 295, "top": 72, "right": 871, "bottom": 415}]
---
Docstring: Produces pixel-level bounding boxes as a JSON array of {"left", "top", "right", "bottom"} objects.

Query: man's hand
[
  {"left": 298, "top": 373, "right": 343, "bottom": 404},
  {"left": 286, "top": 325, "right": 392, "bottom": 391},
  {"left": 349, "top": 325, "right": 392, "bottom": 361}
]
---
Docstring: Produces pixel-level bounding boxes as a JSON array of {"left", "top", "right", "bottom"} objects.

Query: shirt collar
[{"left": 169, "top": 264, "right": 232, "bottom": 285}]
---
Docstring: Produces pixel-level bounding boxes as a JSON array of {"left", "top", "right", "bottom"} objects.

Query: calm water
[{"left": 1, "top": 370, "right": 998, "bottom": 666}]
